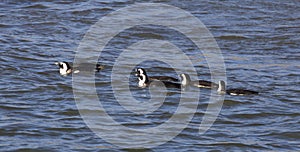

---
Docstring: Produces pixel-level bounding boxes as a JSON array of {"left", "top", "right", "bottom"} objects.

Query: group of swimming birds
[{"left": 55, "top": 61, "right": 259, "bottom": 96}]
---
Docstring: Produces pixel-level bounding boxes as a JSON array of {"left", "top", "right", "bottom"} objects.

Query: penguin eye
[{"left": 59, "top": 63, "right": 63, "bottom": 68}]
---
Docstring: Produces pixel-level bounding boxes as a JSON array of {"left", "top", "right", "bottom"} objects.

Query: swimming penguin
[
  {"left": 180, "top": 73, "right": 218, "bottom": 89},
  {"left": 55, "top": 62, "right": 103, "bottom": 75},
  {"left": 217, "top": 80, "right": 259, "bottom": 95},
  {"left": 135, "top": 68, "right": 179, "bottom": 82},
  {"left": 137, "top": 69, "right": 188, "bottom": 89}
]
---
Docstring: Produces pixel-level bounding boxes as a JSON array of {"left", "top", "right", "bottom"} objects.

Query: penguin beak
[{"left": 95, "top": 64, "right": 104, "bottom": 72}]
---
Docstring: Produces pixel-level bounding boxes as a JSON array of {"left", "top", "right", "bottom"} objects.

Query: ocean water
[{"left": 0, "top": 0, "right": 299, "bottom": 151}]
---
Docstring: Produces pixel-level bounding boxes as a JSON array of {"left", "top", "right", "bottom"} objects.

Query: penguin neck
[{"left": 218, "top": 81, "right": 226, "bottom": 94}]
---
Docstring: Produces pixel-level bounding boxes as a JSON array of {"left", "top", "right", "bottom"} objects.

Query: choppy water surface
[{"left": 1, "top": 1, "right": 299, "bottom": 151}]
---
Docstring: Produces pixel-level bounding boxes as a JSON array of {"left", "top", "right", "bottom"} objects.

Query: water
[{"left": 1, "top": 0, "right": 299, "bottom": 151}]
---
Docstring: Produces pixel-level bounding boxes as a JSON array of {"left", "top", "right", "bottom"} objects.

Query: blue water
[{"left": 1, "top": 0, "right": 299, "bottom": 151}]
